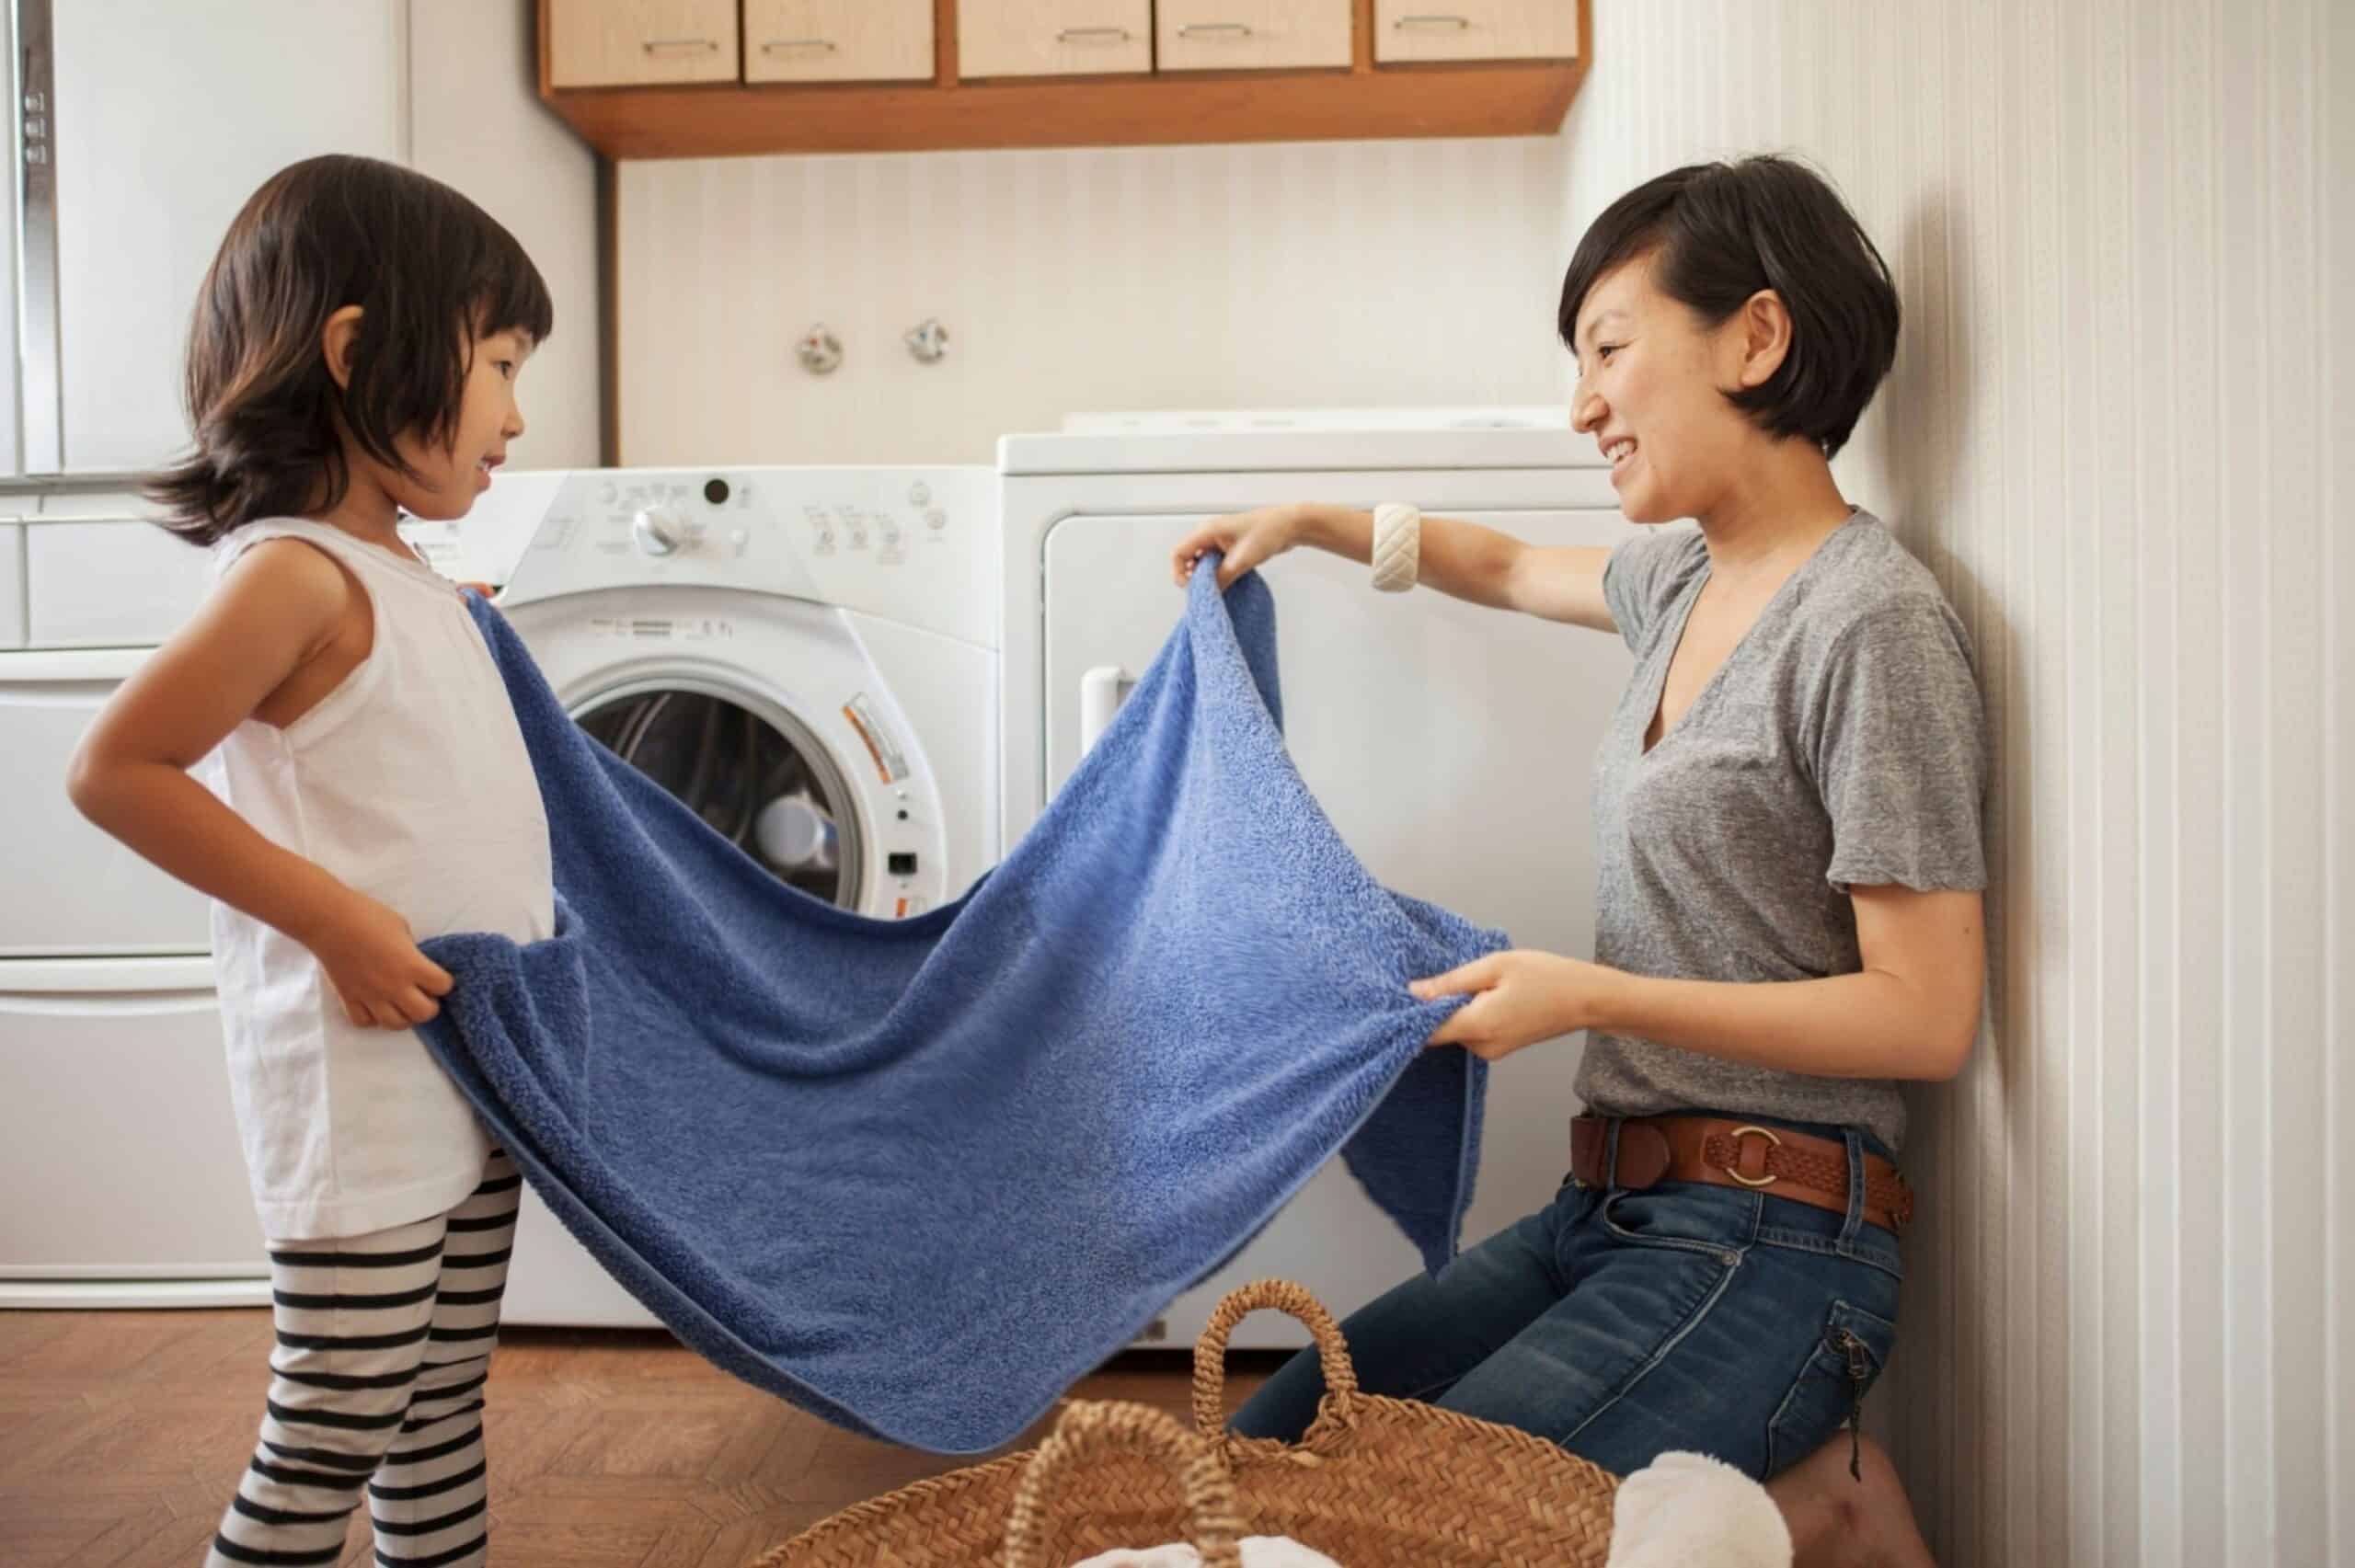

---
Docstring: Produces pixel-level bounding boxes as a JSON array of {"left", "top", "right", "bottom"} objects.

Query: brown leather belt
[{"left": 1570, "top": 1114, "right": 1914, "bottom": 1234}]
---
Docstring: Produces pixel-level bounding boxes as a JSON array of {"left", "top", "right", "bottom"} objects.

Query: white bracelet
[{"left": 1371, "top": 502, "right": 1420, "bottom": 592}]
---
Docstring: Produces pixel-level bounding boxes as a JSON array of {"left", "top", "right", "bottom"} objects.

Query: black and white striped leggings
[{"left": 206, "top": 1150, "right": 522, "bottom": 1568}]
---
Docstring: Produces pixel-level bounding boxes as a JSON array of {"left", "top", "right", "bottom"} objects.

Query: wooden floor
[{"left": 0, "top": 1308, "right": 1275, "bottom": 1567}]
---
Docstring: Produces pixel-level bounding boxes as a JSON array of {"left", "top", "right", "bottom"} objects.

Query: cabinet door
[
  {"left": 1374, "top": 1, "right": 1580, "bottom": 63},
  {"left": 547, "top": 0, "right": 741, "bottom": 87},
  {"left": 48, "top": 1, "right": 403, "bottom": 475},
  {"left": 958, "top": 0, "right": 1151, "bottom": 79},
  {"left": 746, "top": 0, "right": 934, "bottom": 83},
  {"left": 0, "top": 961, "right": 269, "bottom": 1286},
  {"left": 0, "top": 650, "right": 214, "bottom": 959},
  {"left": 1157, "top": 0, "right": 1352, "bottom": 72}
]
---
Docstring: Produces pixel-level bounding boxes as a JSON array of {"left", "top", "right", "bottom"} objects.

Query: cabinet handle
[
  {"left": 1395, "top": 14, "right": 1474, "bottom": 29},
  {"left": 0, "top": 991, "right": 216, "bottom": 1019},
  {"left": 1056, "top": 27, "right": 1133, "bottom": 44},
  {"left": 641, "top": 37, "right": 721, "bottom": 55},
  {"left": 15, "top": 0, "right": 62, "bottom": 474},
  {"left": 760, "top": 38, "right": 838, "bottom": 54},
  {"left": 0, "top": 647, "right": 153, "bottom": 682},
  {"left": 1177, "top": 22, "right": 1255, "bottom": 39},
  {"left": 1079, "top": 666, "right": 1134, "bottom": 756}
]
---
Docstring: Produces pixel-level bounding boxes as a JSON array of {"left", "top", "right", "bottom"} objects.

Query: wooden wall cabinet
[
  {"left": 958, "top": 1, "right": 1152, "bottom": 79},
  {"left": 547, "top": 0, "right": 740, "bottom": 86},
  {"left": 1155, "top": 0, "right": 1354, "bottom": 73},
  {"left": 1373, "top": 1, "right": 1580, "bottom": 63},
  {"left": 743, "top": 0, "right": 937, "bottom": 82},
  {"left": 538, "top": 0, "right": 1587, "bottom": 157}
]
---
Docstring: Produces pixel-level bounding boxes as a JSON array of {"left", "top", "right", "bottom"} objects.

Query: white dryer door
[{"left": 1042, "top": 508, "right": 1638, "bottom": 1345}]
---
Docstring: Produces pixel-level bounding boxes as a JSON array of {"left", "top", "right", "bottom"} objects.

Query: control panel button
[{"left": 632, "top": 507, "right": 685, "bottom": 555}]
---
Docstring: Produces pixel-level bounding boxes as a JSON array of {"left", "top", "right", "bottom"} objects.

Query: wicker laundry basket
[{"left": 751, "top": 1278, "right": 1621, "bottom": 1567}]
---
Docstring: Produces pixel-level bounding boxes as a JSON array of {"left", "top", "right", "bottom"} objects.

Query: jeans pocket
[
  {"left": 1599, "top": 1183, "right": 1754, "bottom": 1259},
  {"left": 1763, "top": 1298, "right": 1898, "bottom": 1478}
]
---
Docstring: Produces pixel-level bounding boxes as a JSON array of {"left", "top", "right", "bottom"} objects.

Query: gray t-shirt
[{"left": 1576, "top": 511, "right": 1988, "bottom": 1152}]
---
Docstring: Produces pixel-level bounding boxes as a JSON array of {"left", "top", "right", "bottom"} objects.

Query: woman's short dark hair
[
  {"left": 1557, "top": 155, "right": 1899, "bottom": 459},
  {"left": 150, "top": 154, "right": 554, "bottom": 545}
]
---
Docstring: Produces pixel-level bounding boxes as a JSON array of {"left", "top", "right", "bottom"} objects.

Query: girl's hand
[
  {"left": 301, "top": 888, "right": 455, "bottom": 1030},
  {"left": 1413, "top": 950, "right": 1620, "bottom": 1060},
  {"left": 1170, "top": 504, "right": 1311, "bottom": 590}
]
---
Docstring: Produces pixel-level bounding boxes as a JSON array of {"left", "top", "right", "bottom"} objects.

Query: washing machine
[
  {"left": 428, "top": 464, "right": 1000, "bottom": 1326},
  {"left": 997, "top": 407, "right": 1639, "bottom": 1350}
]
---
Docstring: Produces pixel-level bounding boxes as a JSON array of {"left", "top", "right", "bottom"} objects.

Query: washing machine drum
[{"left": 573, "top": 681, "right": 864, "bottom": 909}]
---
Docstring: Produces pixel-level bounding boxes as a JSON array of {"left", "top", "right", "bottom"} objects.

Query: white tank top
[{"left": 198, "top": 518, "right": 554, "bottom": 1241}]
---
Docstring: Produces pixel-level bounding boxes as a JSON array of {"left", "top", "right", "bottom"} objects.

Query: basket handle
[
  {"left": 1002, "top": 1401, "right": 1245, "bottom": 1568},
  {"left": 1191, "top": 1279, "right": 1361, "bottom": 1440}
]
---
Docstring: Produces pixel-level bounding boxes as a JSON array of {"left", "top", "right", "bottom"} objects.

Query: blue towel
[{"left": 418, "top": 563, "right": 1504, "bottom": 1454}]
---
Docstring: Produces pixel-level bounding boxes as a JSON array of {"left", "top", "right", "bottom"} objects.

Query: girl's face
[
  {"left": 1568, "top": 256, "right": 1779, "bottom": 526},
  {"left": 385, "top": 329, "right": 532, "bottom": 523}
]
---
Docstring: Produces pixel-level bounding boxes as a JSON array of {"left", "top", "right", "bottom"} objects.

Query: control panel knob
[{"left": 632, "top": 507, "right": 684, "bottom": 556}]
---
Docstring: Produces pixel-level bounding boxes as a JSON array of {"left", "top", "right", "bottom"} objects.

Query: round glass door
[{"left": 573, "top": 677, "right": 865, "bottom": 909}]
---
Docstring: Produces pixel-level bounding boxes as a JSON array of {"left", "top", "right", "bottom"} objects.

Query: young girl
[
  {"left": 1177, "top": 155, "right": 1975, "bottom": 1565},
  {"left": 68, "top": 154, "right": 553, "bottom": 1568}
]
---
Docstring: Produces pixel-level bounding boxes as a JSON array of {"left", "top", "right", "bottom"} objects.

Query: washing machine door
[
  {"left": 570, "top": 671, "right": 867, "bottom": 910},
  {"left": 503, "top": 584, "right": 959, "bottom": 924},
  {"left": 486, "top": 589, "right": 964, "bottom": 1331}
]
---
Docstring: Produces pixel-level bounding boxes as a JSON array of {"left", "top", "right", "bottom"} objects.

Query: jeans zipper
[{"left": 1838, "top": 1327, "right": 1869, "bottom": 1480}]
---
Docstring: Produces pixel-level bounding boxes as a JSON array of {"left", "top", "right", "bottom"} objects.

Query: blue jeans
[{"left": 1231, "top": 1119, "right": 1904, "bottom": 1481}]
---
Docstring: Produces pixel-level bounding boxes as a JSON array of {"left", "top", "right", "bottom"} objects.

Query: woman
[{"left": 1173, "top": 156, "right": 1977, "bottom": 1566}]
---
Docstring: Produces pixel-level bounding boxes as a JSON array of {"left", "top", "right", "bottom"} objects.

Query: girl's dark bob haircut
[{"left": 150, "top": 154, "right": 553, "bottom": 545}]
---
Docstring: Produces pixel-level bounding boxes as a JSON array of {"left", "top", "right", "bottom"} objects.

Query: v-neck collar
[{"left": 1637, "top": 512, "right": 1861, "bottom": 758}]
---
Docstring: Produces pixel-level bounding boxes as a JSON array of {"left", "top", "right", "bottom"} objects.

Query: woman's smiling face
[{"left": 1568, "top": 254, "right": 1777, "bottom": 528}]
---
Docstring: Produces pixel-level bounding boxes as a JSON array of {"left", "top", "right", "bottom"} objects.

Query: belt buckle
[{"left": 1726, "top": 1125, "right": 1782, "bottom": 1188}]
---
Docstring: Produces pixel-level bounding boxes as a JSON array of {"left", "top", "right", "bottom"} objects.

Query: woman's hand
[
  {"left": 1169, "top": 504, "right": 1313, "bottom": 590},
  {"left": 298, "top": 887, "right": 456, "bottom": 1030},
  {"left": 1413, "top": 950, "right": 1622, "bottom": 1060}
]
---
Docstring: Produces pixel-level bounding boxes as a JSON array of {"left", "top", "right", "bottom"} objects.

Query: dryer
[
  {"left": 996, "top": 407, "right": 1638, "bottom": 1350},
  {"left": 436, "top": 464, "right": 1000, "bottom": 1325}
]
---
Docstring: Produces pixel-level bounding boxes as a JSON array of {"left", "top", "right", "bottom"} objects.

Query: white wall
[
  {"left": 408, "top": 0, "right": 602, "bottom": 471},
  {"left": 1559, "top": 4, "right": 2349, "bottom": 1564},
  {"left": 614, "top": 137, "right": 1573, "bottom": 464}
]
